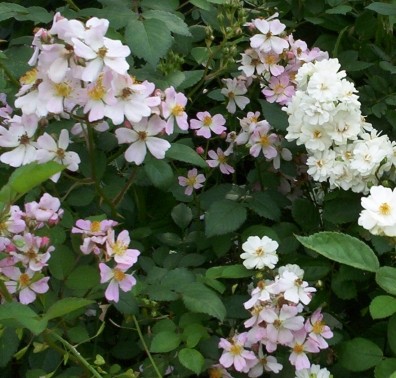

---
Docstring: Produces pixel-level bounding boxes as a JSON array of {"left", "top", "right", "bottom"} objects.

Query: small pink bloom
[
  {"left": 99, "top": 263, "right": 136, "bottom": 303},
  {"left": 248, "top": 123, "right": 279, "bottom": 159},
  {"left": 190, "top": 112, "right": 226, "bottom": 139},
  {"left": 178, "top": 168, "right": 206, "bottom": 196},
  {"left": 161, "top": 87, "right": 188, "bottom": 134},
  {"left": 106, "top": 230, "right": 140, "bottom": 268},
  {"left": 207, "top": 148, "right": 235, "bottom": 175}
]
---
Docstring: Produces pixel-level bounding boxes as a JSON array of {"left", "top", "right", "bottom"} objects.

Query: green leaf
[
  {"left": 178, "top": 70, "right": 205, "bottom": 90},
  {"left": 0, "top": 3, "right": 26, "bottom": 19},
  {"left": 143, "top": 10, "right": 191, "bottom": 36},
  {"left": 79, "top": 7, "right": 137, "bottom": 29},
  {"left": 13, "top": 6, "right": 52, "bottom": 23},
  {"left": 181, "top": 282, "right": 226, "bottom": 321},
  {"left": 205, "top": 200, "right": 247, "bottom": 237},
  {"left": 144, "top": 159, "right": 174, "bottom": 190},
  {"left": 8, "top": 162, "right": 64, "bottom": 195},
  {"left": 339, "top": 337, "right": 383, "bottom": 371},
  {"left": 296, "top": 232, "right": 380, "bottom": 272},
  {"left": 125, "top": 18, "right": 173, "bottom": 67},
  {"left": 370, "top": 295, "right": 396, "bottom": 319},
  {"left": 114, "top": 291, "right": 139, "bottom": 315},
  {"left": 182, "top": 323, "right": 209, "bottom": 348},
  {"left": 376, "top": 266, "right": 396, "bottom": 295},
  {"left": 189, "top": 0, "right": 212, "bottom": 10},
  {"left": 388, "top": 314, "right": 396, "bottom": 355},
  {"left": 44, "top": 298, "right": 95, "bottom": 321},
  {"left": 0, "top": 302, "right": 47, "bottom": 335},
  {"left": 65, "top": 265, "right": 100, "bottom": 291},
  {"left": 150, "top": 331, "right": 181, "bottom": 353},
  {"left": 206, "top": 265, "right": 252, "bottom": 279},
  {"left": 380, "top": 61, "right": 396, "bottom": 74},
  {"left": 259, "top": 100, "right": 288, "bottom": 131},
  {"left": 325, "top": 5, "right": 352, "bottom": 14},
  {"left": 171, "top": 203, "right": 192, "bottom": 229},
  {"left": 178, "top": 348, "right": 205, "bottom": 375},
  {"left": 375, "top": 358, "right": 396, "bottom": 378},
  {"left": 166, "top": 143, "right": 207, "bottom": 168},
  {"left": 292, "top": 198, "right": 320, "bottom": 232},
  {"left": 246, "top": 191, "right": 281, "bottom": 221},
  {"left": 366, "top": 3, "right": 396, "bottom": 16},
  {"left": 48, "top": 246, "right": 75, "bottom": 280},
  {"left": 0, "top": 328, "right": 20, "bottom": 367}
]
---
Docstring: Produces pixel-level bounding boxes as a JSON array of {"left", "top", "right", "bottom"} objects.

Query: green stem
[
  {"left": 48, "top": 330, "right": 103, "bottom": 378},
  {"left": 0, "top": 280, "right": 13, "bottom": 302},
  {"left": 86, "top": 124, "right": 118, "bottom": 218},
  {"left": 132, "top": 316, "right": 162, "bottom": 378},
  {"left": 65, "top": 0, "right": 80, "bottom": 12},
  {"left": 112, "top": 167, "right": 137, "bottom": 207}
]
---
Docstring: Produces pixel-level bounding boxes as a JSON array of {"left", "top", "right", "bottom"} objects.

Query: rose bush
[{"left": 0, "top": 1, "right": 395, "bottom": 377}]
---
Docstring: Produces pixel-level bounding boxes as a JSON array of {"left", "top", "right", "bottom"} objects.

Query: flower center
[
  {"left": 88, "top": 80, "right": 106, "bottom": 101},
  {"left": 97, "top": 46, "right": 108, "bottom": 59},
  {"left": 379, "top": 203, "right": 391, "bottom": 215},
  {"left": 186, "top": 176, "right": 197, "bottom": 187},
  {"left": 293, "top": 343, "right": 304, "bottom": 354},
  {"left": 273, "top": 83, "right": 285, "bottom": 94},
  {"left": 171, "top": 104, "right": 184, "bottom": 116},
  {"left": 313, "top": 130, "right": 322, "bottom": 139},
  {"left": 260, "top": 135, "right": 270, "bottom": 146},
  {"left": 90, "top": 221, "right": 101, "bottom": 233},
  {"left": 203, "top": 116, "right": 212, "bottom": 127},
  {"left": 121, "top": 87, "right": 133, "bottom": 99},
  {"left": 113, "top": 269, "right": 126, "bottom": 282},
  {"left": 312, "top": 320, "right": 325, "bottom": 334},
  {"left": 113, "top": 241, "right": 127, "bottom": 256},
  {"left": 20, "top": 68, "right": 38, "bottom": 85},
  {"left": 265, "top": 54, "right": 277, "bottom": 65},
  {"left": 229, "top": 344, "right": 242, "bottom": 356},
  {"left": 137, "top": 131, "right": 148, "bottom": 141},
  {"left": 19, "top": 273, "right": 30, "bottom": 287},
  {"left": 56, "top": 148, "right": 65, "bottom": 159},
  {"left": 19, "top": 133, "right": 30, "bottom": 145},
  {"left": 54, "top": 82, "right": 72, "bottom": 98},
  {"left": 256, "top": 247, "right": 265, "bottom": 256}
]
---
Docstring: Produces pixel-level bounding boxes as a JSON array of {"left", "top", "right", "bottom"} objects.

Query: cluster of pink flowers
[
  {"left": 240, "top": 13, "right": 328, "bottom": 106},
  {"left": 71, "top": 219, "right": 140, "bottom": 302},
  {"left": 0, "top": 13, "right": 195, "bottom": 173},
  {"left": 0, "top": 193, "right": 63, "bottom": 304},
  {"left": 219, "top": 256, "right": 333, "bottom": 376}
]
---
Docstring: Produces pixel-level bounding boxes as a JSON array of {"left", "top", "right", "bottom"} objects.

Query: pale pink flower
[
  {"left": 221, "top": 78, "right": 250, "bottom": 114},
  {"left": 250, "top": 18, "right": 289, "bottom": 54},
  {"left": 295, "top": 364, "right": 332, "bottom": 378},
  {"left": 261, "top": 52, "right": 285, "bottom": 76},
  {"left": 25, "top": 193, "right": 63, "bottom": 226},
  {"left": 72, "top": 33, "right": 130, "bottom": 82},
  {"left": 0, "top": 115, "right": 38, "bottom": 167},
  {"left": 36, "top": 129, "right": 80, "bottom": 182},
  {"left": 288, "top": 329, "right": 319, "bottom": 370},
  {"left": 105, "top": 75, "right": 160, "bottom": 125},
  {"left": 3, "top": 267, "right": 49, "bottom": 304},
  {"left": 305, "top": 309, "right": 333, "bottom": 349},
  {"left": 207, "top": 148, "right": 235, "bottom": 175},
  {"left": 248, "top": 348, "right": 283, "bottom": 377},
  {"left": 0, "top": 94, "right": 12, "bottom": 120},
  {"left": 274, "top": 270, "right": 316, "bottom": 305},
  {"left": 99, "top": 263, "right": 136, "bottom": 303},
  {"left": 115, "top": 115, "right": 170, "bottom": 165},
  {"left": 261, "top": 305, "right": 305, "bottom": 347},
  {"left": 106, "top": 230, "right": 140, "bottom": 268},
  {"left": 178, "top": 168, "right": 206, "bottom": 196},
  {"left": 161, "top": 86, "right": 189, "bottom": 134},
  {"left": 244, "top": 280, "right": 273, "bottom": 309},
  {"left": 219, "top": 333, "right": 257, "bottom": 372},
  {"left": 0, "top": 206, "right": 26, "bottom": 236},
  {"left": 11, "top": 233, "right": 53, "bottom": 271},
  {"left": 238, "top": 49, "right": 266, "bottom": 77},
  {"left": 79, "top": 73, "right": 117, "bottom": 122},
  {"left": 248, "top": 123, "right": 279, "bottom": 159},
  {"left": 262, "top": 74, "right": 295, "bottom": 105},
  {"left": 190, "top": 112, "right": 226, "bottom": 139}
]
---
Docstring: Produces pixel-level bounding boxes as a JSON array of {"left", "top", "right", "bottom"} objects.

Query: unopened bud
[{"left": 196, "top": 146, "right": 204, "bottom": 155}]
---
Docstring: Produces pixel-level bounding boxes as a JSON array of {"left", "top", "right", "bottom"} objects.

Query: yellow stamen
[
  {"left": 171, "top": 104, "right": 184, "bottom": 117},
  {"left": 230, "top": 344, "right": 242, "bottom": 355},
  {"left": 90, "top": 221, "right": 101, "bottom": 233},
  {"left": 260, "top": 135, "right": 270, "bottom": 147},
  {"left": 113, "top": 269, "right": 126, "bottom": 282},
  {"left": 19, "top": 273, "right": 30, "bottom": 287},
  {"left": 293, "top": 344, "right": 304, "bottom": 354},
  {"left": 379, "top": 203, "right": 391, "bottom": 215},
  {"left": 20, "top": 68, "right": 38, "bottom": 85},
  {"left": 203, "top": 116, "right": 212, "bottom": 127},
  {"left": 54, "top": 82, "right": 72, "bottom": 98}
]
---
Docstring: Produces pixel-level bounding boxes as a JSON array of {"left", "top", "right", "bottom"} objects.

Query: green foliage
[{"left": 296, "top": 232, "right": 380, "bottom": 272}]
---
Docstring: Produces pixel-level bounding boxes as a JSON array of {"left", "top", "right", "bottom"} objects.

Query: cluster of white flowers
[{"left": 284, "top": 58, "right": 396, "bottom": 194}]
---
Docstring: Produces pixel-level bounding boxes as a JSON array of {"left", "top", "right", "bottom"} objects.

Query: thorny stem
[
  {"left": 48, "top": 330, "right": 103, "bottom": 378},
  {"left": 112, "top": 167, "right": 138, "bottom": 207},
  {"left": 132, "top": 315, "right": 162, "bottom": 378}
]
